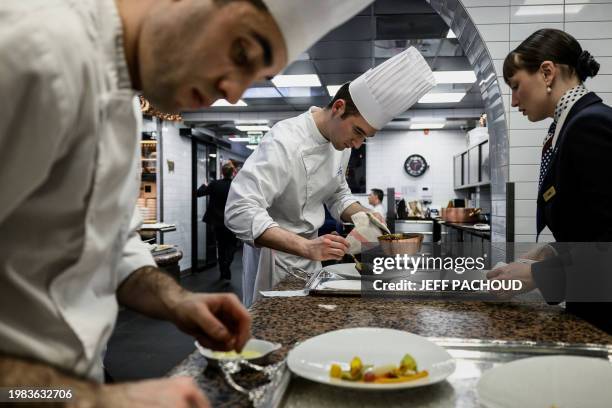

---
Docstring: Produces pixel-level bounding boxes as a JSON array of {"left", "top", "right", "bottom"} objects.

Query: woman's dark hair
[
  {"left": 503, "top": 28, "right": 600, "bottom": 83},
  {"left": 326, "top": 82, "right": 360, "bottom": 119}
]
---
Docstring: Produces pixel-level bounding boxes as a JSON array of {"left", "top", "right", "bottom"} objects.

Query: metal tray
[{"left": 258, "top": 338, "right": 612, "bottom": 408}]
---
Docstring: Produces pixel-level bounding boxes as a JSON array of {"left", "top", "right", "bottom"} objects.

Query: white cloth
[
  {"left": 0, "top": 0, "right": 155, "bottom": 381},
  {"left": 226, "top": 108, "right": 356, "bottom": 306},
  {"left": 349, "top": 47, "right": 436, "bottom": 129},
  {"left": 263, "top": 0, "right": 374, "bottom": 63},
  {"left": 370, "top": 203, "right": 386, "bottom": 218}
]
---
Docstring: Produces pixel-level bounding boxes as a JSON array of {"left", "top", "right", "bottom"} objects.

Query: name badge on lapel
[{"left": 543, "top": 186, "right": 556, "bottom": 202}]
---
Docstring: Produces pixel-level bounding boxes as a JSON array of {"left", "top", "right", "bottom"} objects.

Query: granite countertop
[{"left": 168, "top": 278, "right": 612, "bottom": 407}]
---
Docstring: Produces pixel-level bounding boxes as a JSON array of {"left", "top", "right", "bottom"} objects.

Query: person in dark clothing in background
[{"left": 197, "top": 162, "right": 238, "bottom": 280}]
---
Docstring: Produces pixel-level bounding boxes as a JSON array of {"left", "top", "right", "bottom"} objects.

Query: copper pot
[
  {"left": 377, "top": 233, "right": 424, "bottom": 256},
  {"left": 441, "top": 208, "right": 481, "bottom": 223}
]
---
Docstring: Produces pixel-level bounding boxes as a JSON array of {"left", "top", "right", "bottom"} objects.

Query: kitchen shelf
[{"left": 454, "top": 181, "right": 490, "bottom": 190}]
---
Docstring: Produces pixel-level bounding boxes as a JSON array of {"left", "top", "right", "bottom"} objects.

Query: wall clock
[{"left": 404, "top": 154, "right": 428, "bottom": 177}]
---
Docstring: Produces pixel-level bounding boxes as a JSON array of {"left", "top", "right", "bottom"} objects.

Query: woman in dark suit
[{"left": 487, "top": 29, "right": 612, "bottom": 333}]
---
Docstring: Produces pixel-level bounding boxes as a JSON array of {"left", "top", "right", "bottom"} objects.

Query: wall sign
[{"left": 404, "top": 154, "right": 428, "bottom": 177}]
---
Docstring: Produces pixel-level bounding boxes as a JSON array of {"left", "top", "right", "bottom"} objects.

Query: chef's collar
[
  {"left": 307, "top": 107, "right": 329, "bottom": 145},
  {"left": 98, "top": 0, "right": 133, "bottom": 90}
]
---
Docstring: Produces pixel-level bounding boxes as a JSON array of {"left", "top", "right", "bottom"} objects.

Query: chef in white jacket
[
  {"left": 0, "top": 0, "right": 373, "bottom": 405},
  {"left": 226, "top": 47, "right": 436, "bottom": 306}
]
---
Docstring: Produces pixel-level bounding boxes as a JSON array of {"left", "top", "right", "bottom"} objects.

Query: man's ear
[
  {"left": 331, "top": 99, "right": 346, "bottom": 118},
  {"left": 540, "top": 60, "right": 557, "bottom": 86}
]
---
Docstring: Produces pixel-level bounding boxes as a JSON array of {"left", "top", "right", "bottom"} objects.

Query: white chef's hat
[
  {"left": 262, "top": 0, "right": 374, "bottom": 63},
  {"left": 349, "top": 47, "right": 436, "bottom": 129}
]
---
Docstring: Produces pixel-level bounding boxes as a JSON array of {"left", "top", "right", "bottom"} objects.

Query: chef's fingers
[
  {"left": 324, "top": 234, "right": 350, "bottom": 250},
  {"left": 217, "top": 294, "right": 252, "bottom": 352},
  {"left": 195, "top": 335, "right": 233, "bottom": 352},
  {"left": 327, "top": 248, "right": 346, "bottom": 260},
  {"left": 192, "top": 303, "right": 234, "bottom": 348}
]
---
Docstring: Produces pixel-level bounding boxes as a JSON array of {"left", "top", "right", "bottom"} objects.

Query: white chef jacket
[
  {"left": 225, "top": 108, "right": 357, "bottom": 306},
  {"left": 0, "top": 0, "right": 155, "bottom": 381},
  {"left": 370, "top": 203, "right": 386, "bottom": 219}
]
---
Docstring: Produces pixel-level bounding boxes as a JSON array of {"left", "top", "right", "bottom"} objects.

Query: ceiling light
[
  {"left": 418, "top": 92, "right": 466, "bottom": 104},
  {"left": 326, "top": 85, "right": 341, "bottom": 96},
  {"left": 212, "top": 99, "right": 247, "bottom": 107},
  {"left": 209, "top": 153, "right": 217, "bottom": 157},
  {"left": 228, "top": 136, "right": 250, "bottom": 142},
  {"left": 236, "top": 125, "right": 270, "bottom": 132},
  {"left": 446, "top": 29, "right": 456, "bottom": 39},
  {"left": 410, "top": 123, "right": 445, "bottom": 130},
  {"left": 433, "top": 71, "right": 476, "bottom": 84},
  {"left": 242, "top": 88, "right": 282, "bottom": 98},
  {"left": 246, "top": 145, "right": 258, "bottom": 150},
  {"left": 272, "top": 74, "right": 321, "bottom": 87},
  {"left": 514, "top": 5, "right": 568, "bottom": 16}
]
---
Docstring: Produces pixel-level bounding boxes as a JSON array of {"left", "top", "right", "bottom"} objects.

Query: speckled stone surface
[{"left": 168, "top": 277, "right": 612, "bottom": 407}]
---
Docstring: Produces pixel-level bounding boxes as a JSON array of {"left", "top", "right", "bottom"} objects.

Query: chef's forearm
[
  {"left": 0, "top": 354, "right": 101, "bottom": 407},
  {"left": 116, "top": 266, "right": 186, "bottom": 321},
  {"left": 340, "top": 202, "right": 369, "bottom": 222},
  {"left": 254, "top": 227, "right": 310, "bottom": 258}
]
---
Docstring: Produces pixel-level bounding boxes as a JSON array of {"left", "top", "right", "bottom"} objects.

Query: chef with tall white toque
[{"left": 225, "top": 47, "right": 436, "bottom": 306}]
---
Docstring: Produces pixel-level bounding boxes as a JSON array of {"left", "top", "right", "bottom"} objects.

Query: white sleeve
[
  {"left": 225, "top": 131, "right": 293, "bottom": 246},
  {"left": 115, "top": 208, "right": 157, "bottom": 286},
  {"left": 324, "top": 177, "right": 358, "bottom": 221},
  {"left": 0, "top": 21, "right": 79, "bottom": 225}
]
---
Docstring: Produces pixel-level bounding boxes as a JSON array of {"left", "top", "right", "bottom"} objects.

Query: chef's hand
[
  {"left": 486, "top": 262, "right": 536, "bottom": 299},
  {"left": 304, "top": 234, "right": 349, "bottom": 261},
  {"left": 169, "top": 293, "right": 251, "bottom": 352},
  {"left": 100, "top": 377, "right": 209, "bottom": 408}
]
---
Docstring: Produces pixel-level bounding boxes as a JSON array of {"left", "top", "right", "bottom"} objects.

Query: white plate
[
  {"left": 287, "top": 327, "right": 455, "bottom": 390},
  {"left": 477, "top": 355, "right": 612, "bottom": 408},
  {"left": 194, "top": 338, "right": 281, "bottom": 363},
  {"left": 323, "top": 263, "right": 362, "bottom": 279}
]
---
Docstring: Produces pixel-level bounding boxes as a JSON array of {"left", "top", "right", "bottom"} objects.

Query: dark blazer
[
  {"left": 532, "top": 92, "right": 612, "bottom": 333},
  {"left": 197, "top": 178, "right": 232, "bottom": 226}
]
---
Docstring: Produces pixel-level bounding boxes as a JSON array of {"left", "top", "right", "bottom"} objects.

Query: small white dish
[
  {"left": 477, "top": 355, "right": 612, "bottom": 408},
  {"left": 194, "top": 338, "right": 281, "bottom": 365},
  {"left": 287, "top": 327, "right": 455, "bottom": 390},
  {"left": 320, "top": 279, "right": 362, "bottom": 291}
]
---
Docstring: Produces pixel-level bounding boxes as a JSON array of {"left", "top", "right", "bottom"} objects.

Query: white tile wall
[
  {"left": 485, "top": 41, "right": 511, "bottom": 59},
  {"left": 566, "top": 3, "right": 612, "bottom": 21},
  {"left": 508, "top": 129, "right": 546, "bottom": 147},
  {"left": 566, "top": 21, "right": 612, "bottom": 39},
  {"left": 585, "top": 75, "right": 612, "bottom": 92},
  {"left": 509, "top": 164, "right": 540, "bottom": 181},
  {"left": 161, "top": 122, "right": 193, "bottom": 271},
  {"left": 510, "top": 5, "right": 564, "bottom": 24},
  {"left": 508, "top": 111, "right": 552, "bottom": 130},
  {"left": 579, "top": 39, "right": 612, "bottom": 56},
  {"left": 467, "top": 7, "right": 511, "bottom": 24},
  {"left": 515, "top": 216, "right": 537, "bottom": 234},
  {"left": 514, "top": 199, "right": 537, "bottom": 217},
  {"left": 477, "top": 24, "right": 510, "bottom": 41},
  {"left": 509, "top": 22, "right": 564, "bottom": 41},
  {"left": 366, "top": 130, "right": 467, "bottom": 208},
  {"left": 514, "top": 182, "right": 538, "bottom": 199},
  {"left": 509, "top": 146, "right": 541, "bottom": 164}
]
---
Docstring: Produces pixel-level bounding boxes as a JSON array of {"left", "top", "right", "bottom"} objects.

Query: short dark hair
[
  {"left": 213, "top": 0, "right": 268, "bottom": 12},
  {"left": 503, "top": 28, "right": 599, "bottom": 84},
  {"left": 371, "top": 188, "right": 384, "bottom": 203},
  {"left": 221, "top": 163, "right": 235, "bottom": 179},
  {"left": 326, "top": 82, "right": 361, "bottom": 119}
]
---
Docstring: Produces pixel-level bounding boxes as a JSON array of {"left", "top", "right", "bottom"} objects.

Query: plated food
[
  {"left": 211, "top": 350, "right": 262, "bottom": 360},
  {"left": 329, "top": 354, "right": 429, "bottom": 384},
  {"left": 287, "top": 327, "right": 455, "bottom": 390}
]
